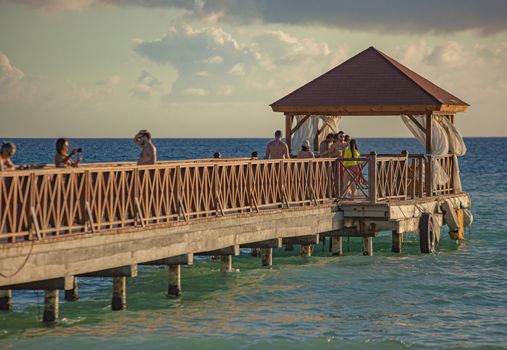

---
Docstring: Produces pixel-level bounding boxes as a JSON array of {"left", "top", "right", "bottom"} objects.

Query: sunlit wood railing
[{"left": 0, "top": 154, "right": 459, "bottom": 243}]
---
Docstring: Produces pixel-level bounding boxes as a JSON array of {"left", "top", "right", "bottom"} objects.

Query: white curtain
[
  {"left": 318, "top": 116, "right": 342, "bottom": 145},
  {"left": 291, "top": 115, "right": 341, "bottom": 152},
  {"left": 291, "top": 115, "right": 319, "bottom": 152},
  {"left": 440, "top": 116, "right": 466, "bottom": 192},
  {"left": 401, "top": 114, "right": 466, "bottom": 191},
  {"left": 401, "top": 115, "right": 449, "bottom": 186}
]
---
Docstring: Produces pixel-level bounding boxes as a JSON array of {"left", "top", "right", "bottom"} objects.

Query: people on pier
[
  {"left": 319, "top": 133, "right": 334, "bottom": 157},
  {"left": 329, "top": 131, "right": 348, "bottom": 157},
  {"left": 343, "top": 139, "right": 362, "bottom": 199},
  {"left": 297, "top": 140, "right": 315, "bottom": 159},
  {"left": 55, "top": 138, "right": 82, "bottom": 168},
  {"left": 265, "top": 130, "right": 290, "bottom": 159},
  {"left": 251, "top": 151, "right": 258, "bottom": 160},
  {"left": 213, "top": 152, "right": 222, "bottom": 159},
  {"left": 344, "top": 134, "right": 351, "bottom": 144},
  {"left": 0, "top": 142, "right": 16, "bottom": 171},
  {"left": 134, "top": 130, "right": 157, "bottom": 165}
]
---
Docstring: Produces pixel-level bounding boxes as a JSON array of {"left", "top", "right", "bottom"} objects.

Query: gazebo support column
[
  {"left": 426, "top": 113, "right": 433, "bottom": 154},
  {"left": 285, "top": 113, "right": 293, "bottom": 153}
]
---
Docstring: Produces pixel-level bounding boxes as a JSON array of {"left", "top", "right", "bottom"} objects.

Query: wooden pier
[{"left": 0, "top": 155, "right": 470, "bottom": 322}]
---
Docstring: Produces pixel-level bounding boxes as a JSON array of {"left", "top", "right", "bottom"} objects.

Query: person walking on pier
[
  {"left": 265, "top": 130, "right": 289, "bottom": 159},
  {"left": 343, "top": 139, "right": 361, "bottom": 199},
  {"left": 297, "top": 140, "right": 315, "bottom": 159},
  {"left": 134, "top": 130, "right": 157, "bottom": 165},
  {"left": 55, "top": 138, "right": 82, "bottom": 168},
  {"left": 0, "top": 142, "right": 16, "bottom": 171}
]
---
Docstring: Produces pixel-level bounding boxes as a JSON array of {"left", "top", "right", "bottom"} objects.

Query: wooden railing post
[
  {"left": 425, "top": 155, "right": 434, "bottom": 197},
  {"left": 29, "top": 172, "right": 35, "bottom": 241},
  {"left": 402, "top": 150, "right": 409, "bottom": 200},
  {"left": 368, "top": 152, "right": 377, "bottom": 204}
]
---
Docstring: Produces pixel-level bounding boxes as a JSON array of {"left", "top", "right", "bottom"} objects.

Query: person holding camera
[
  {"left": 55, "top": 138, "right": 82, "bottom": 168},
  {"left": 134, "top": 130, "right": 157, "bottom": 165}
]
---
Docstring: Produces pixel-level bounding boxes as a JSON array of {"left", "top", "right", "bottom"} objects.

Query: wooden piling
[
  {"left": 220, "top": 255, "right": 232, "bottom": 272},
  {"left": 261, "top": 248, "right": 273, "bottom": 267},
  {"left": 362, "top": 237, "right": 373, "bottom": 256},
  {"left": 392, "top": 230, "right": 402, "bottom": 253},
  {"left": 43, "top": 290, "right": 58, "bottom": 323},
  {"left": 0, "top": 290, "right": 12, "bottom": 311},
  {"left": 64, "top": 277, "right": 78, "bottom": 302},
  {"left": 331, "top": 236, "right": 343, "bottom": 256},
  {"left": 168, "top": 264, "right": 181, "bottom": 297},
  {"left": 111, "top": 276, "right": 126, "bottom": 311},
  {"left": 301, "top": 244, "right": 312, "bottom": 257}
]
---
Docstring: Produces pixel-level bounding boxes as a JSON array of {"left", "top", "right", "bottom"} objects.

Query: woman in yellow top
[{"left": 343, "top": 139, "right": 361, "bottom": 199}]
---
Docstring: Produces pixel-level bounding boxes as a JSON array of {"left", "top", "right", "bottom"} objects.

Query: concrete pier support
[
  {"left": 168, "top": 264, "right": 181, "bottom": 297},
  {"left": 362, "top": 237, "right": 373, "bottom": 256},
  {"left": 331, "top": 236, "right": 343, "bottom": 256},
  {"left": 392, "top": 230, "right": 402, "bottom": 253},
  {"left": 64, "top": 277, "right": 78, "bottom": 302},
  {"left": 301, "top": 244, "right": 312, "bottom": 257},
  {"left": 43, "top": 290, "right": 59, "bottom": 323},
  {"left": 0, "top": 290, "right": 12, "bottom": 311},
  {"left": 261, "top": 248, "right": 273, "bottom": 267},
  {"left": 111, "top": 277, "right": 126, "bottom": 311},
  {"left": 220, "top": 255, "right": 232, "bottom": 272}
]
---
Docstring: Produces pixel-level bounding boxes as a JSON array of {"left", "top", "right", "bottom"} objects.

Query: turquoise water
[{"left": 1, "top": 138, "right": 506, "bottom": 349}]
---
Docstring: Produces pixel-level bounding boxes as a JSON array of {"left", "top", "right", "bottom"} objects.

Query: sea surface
[{"left": 0, "top": 137, "right": 506, "bottom": 350}]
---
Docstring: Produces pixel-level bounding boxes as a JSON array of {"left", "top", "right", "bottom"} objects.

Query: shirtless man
[
  {"left": 134, "top": 130, "right": 157, "bottom": 165},
  {"left": 265, "top": 130, "right": 290, "bottom": 159}
]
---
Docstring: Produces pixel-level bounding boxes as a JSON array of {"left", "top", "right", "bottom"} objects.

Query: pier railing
[{"left": 0, "top": 154, "right": 458, "bottom": 243}]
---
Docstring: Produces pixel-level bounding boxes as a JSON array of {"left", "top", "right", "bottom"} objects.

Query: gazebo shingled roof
[{"left": 270, "top": 46, "right": 469, "bottom": 116}]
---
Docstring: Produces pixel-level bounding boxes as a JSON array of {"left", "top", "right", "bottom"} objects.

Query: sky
[{"left": 1, "top": 0, "right": 507, "bottom": 138}]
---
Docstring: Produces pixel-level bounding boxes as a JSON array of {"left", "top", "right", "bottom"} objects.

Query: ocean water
[{"left": 0, "top": 138, "right": 506, "bottom": 350}]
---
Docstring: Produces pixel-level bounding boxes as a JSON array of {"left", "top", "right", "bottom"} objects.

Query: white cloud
[
  {"left": 203, "top": 55, "right": 224, "bottom": 64},
  {"left": 130, "top": 70, "right": 163, "bottom": 99},
  {"left": 133, "top": 23, "right": 348, "bottom": 102},
  {"left": 183, "top": 88, "right": 208, "bottom": 96},
  {"left": 228, "top": 63, "right": 245, "bottom": 76},
  {"left": 425, "top": 42, "right": 466, "bottom": 67}
]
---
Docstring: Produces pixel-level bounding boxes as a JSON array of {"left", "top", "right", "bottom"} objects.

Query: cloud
[
  {"left": 183, "top": 88, "right": 208, "bottom": 96},
  {"left": 130, "top": 70, "right": 163, "bottom": 99},
  {"left": 133, "top": 23, "right": 347, "bottom": 102},
  {"left": 7, "top": 0, "right": 507, "bottom": 35},
  {"left": 0, "top": 51, "right": 24, "bottom": 86},
  {"left": 0, "top": 51, "right": 28, "bottom": 101}
]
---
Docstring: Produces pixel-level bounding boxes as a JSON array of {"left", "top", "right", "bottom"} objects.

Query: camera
[{"left": 74, "top": 148, "right": 82, "bottom": 153}]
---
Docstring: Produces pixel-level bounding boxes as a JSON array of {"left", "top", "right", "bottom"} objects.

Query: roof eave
[{"left": 270, "top": 103, "right": 468, "bottom": 115}]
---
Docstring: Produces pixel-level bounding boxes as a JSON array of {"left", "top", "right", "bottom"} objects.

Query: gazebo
[{"left": 270, "top": 46, "right": 469, "bottom": 156}]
